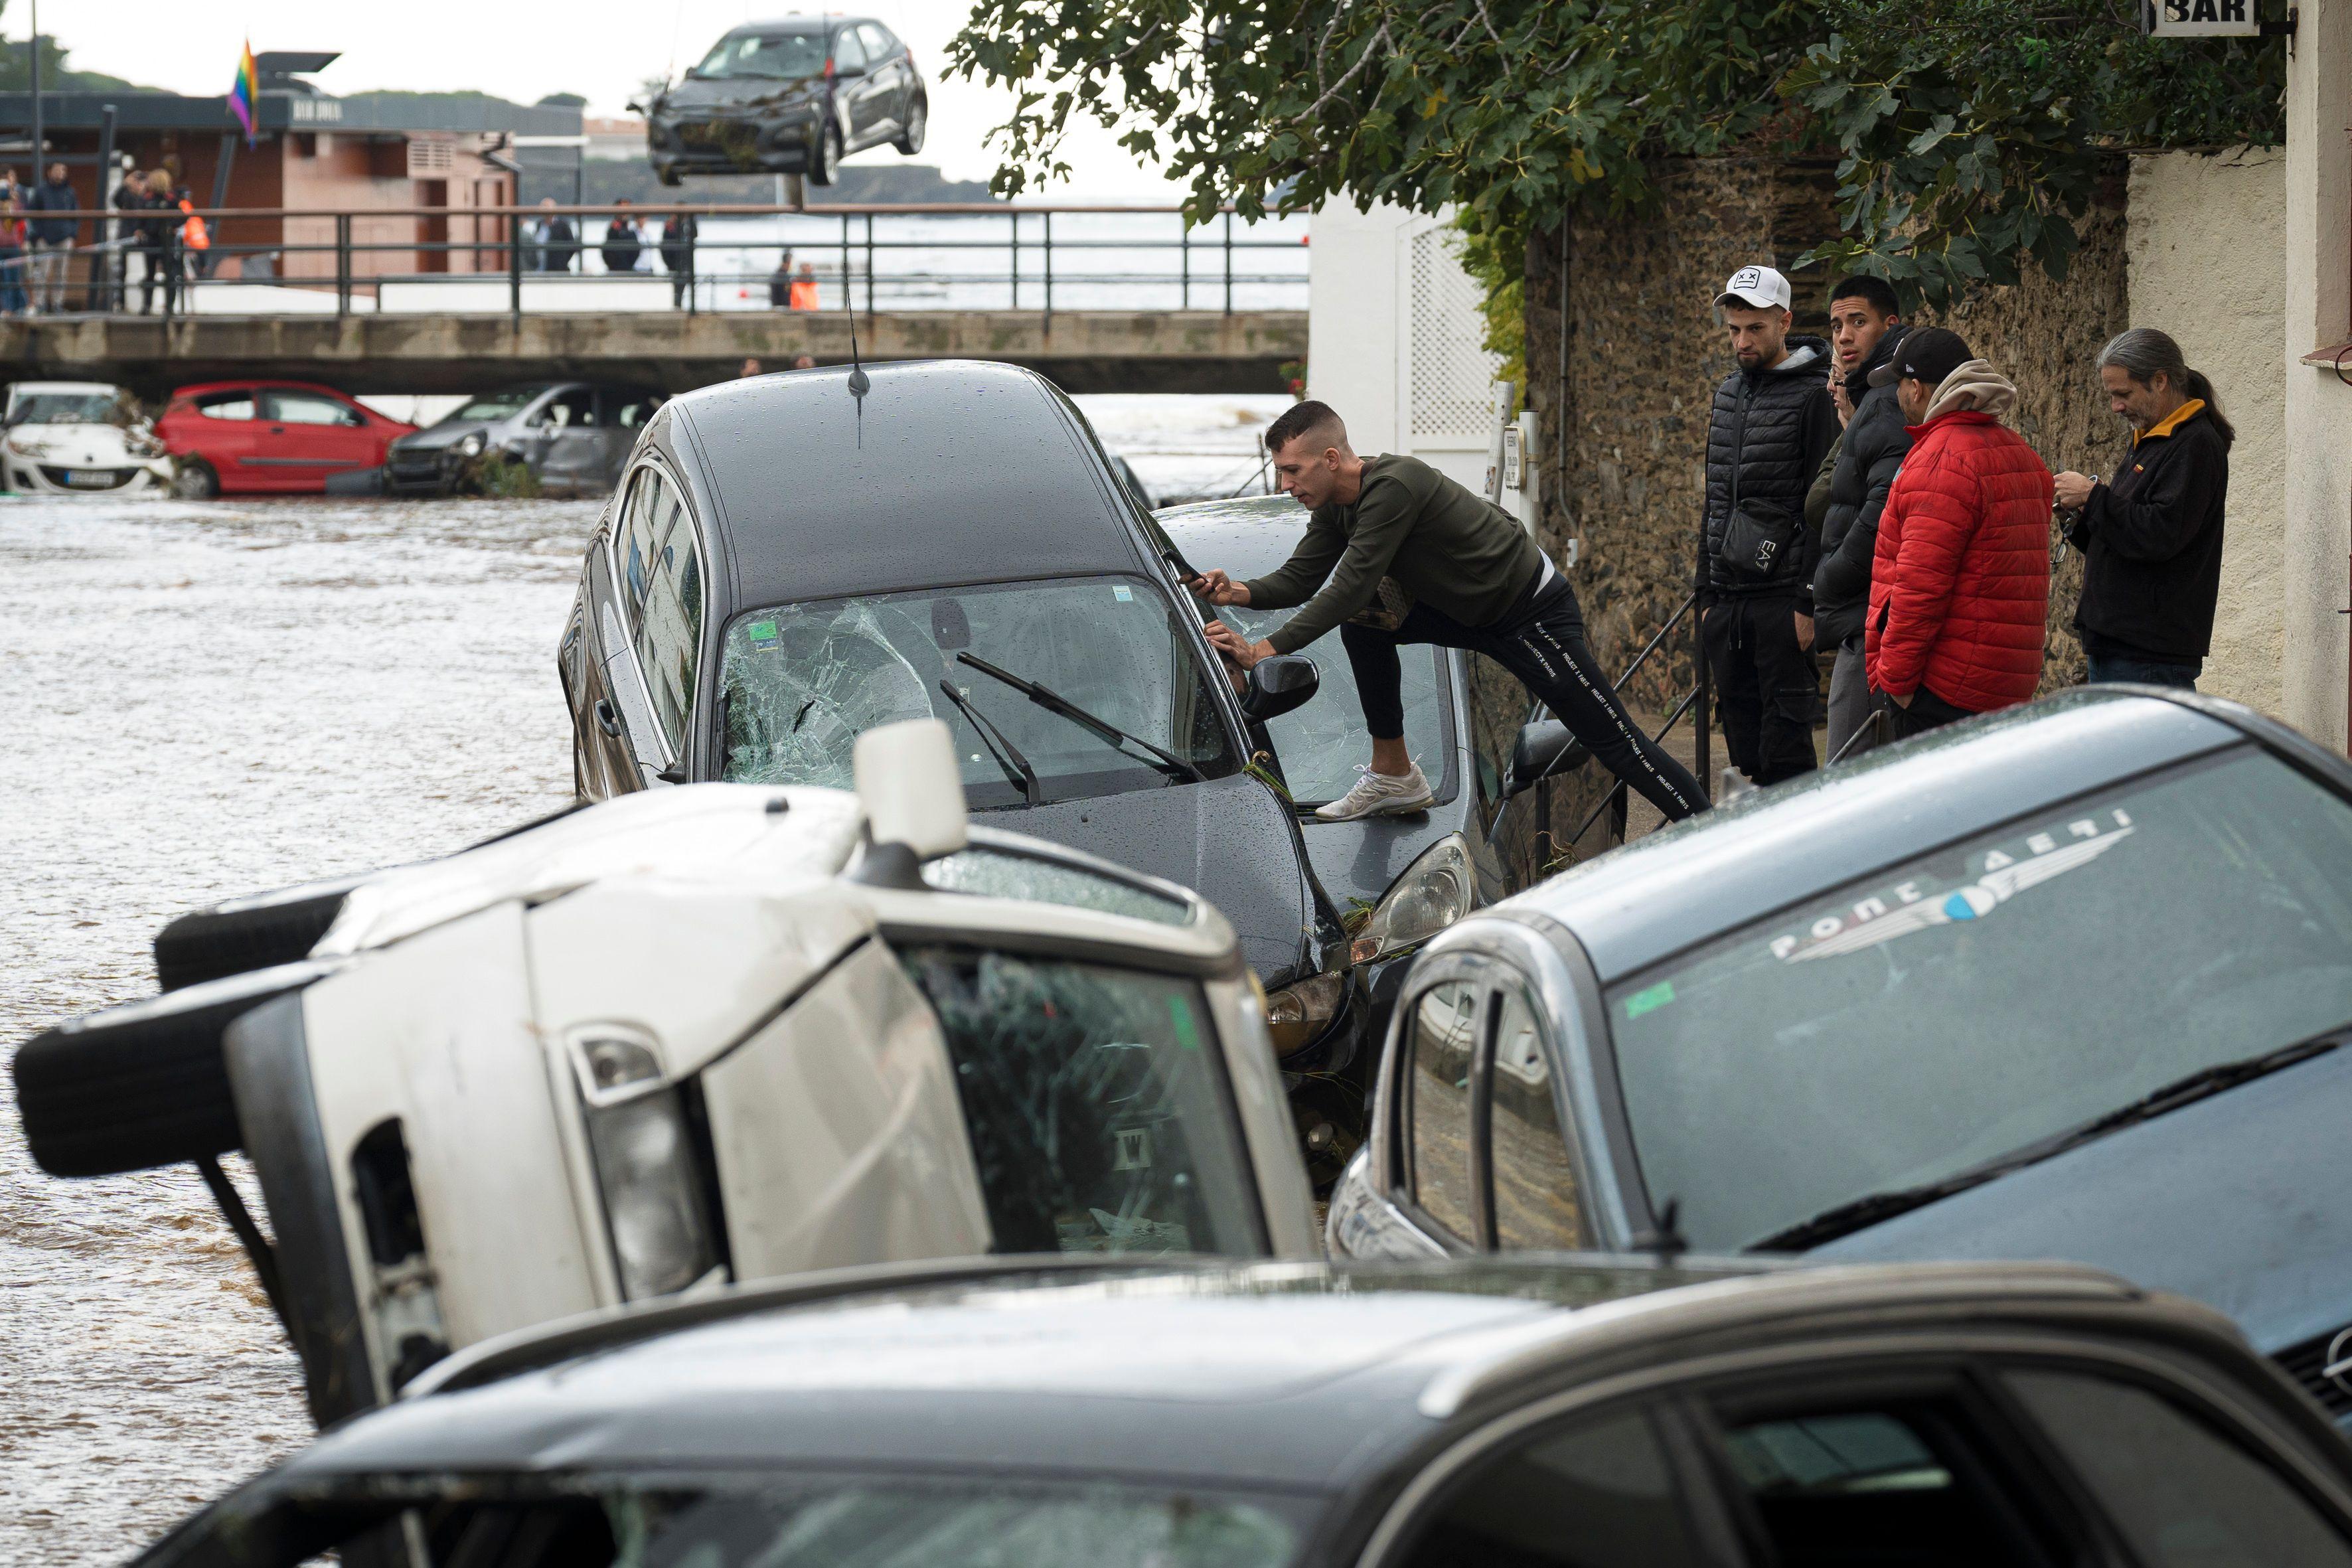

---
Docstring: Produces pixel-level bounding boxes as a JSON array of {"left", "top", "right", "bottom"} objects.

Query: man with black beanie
[{"left": 1700, "top": 265, "right": 1840, "bottom": 785}]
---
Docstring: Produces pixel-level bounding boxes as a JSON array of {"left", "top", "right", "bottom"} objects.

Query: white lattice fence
[{"left": 1407, "top": 225, "right": 1502, "bottom": 444}]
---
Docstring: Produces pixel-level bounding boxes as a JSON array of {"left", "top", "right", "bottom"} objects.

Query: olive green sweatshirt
[{"left": 1243, "top": 453, "right": 1544, "bottom": 655}]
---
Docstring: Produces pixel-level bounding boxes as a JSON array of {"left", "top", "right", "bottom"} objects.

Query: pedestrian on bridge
[
  {"left": 660, "top": 210, "right": 698, "bottom": 308},
  {"left": 0, "top": 196, "right": 26, "bottom": 317},
  {"left": 787, "top": 260, "right": 820, "bottom": 310},
  {"left": 2052, "top": 329, "right": 2232, "bottom": 691},
  {"left": 25, "top": 161, "right": 78, "bottom": 315},
  {"left": 1188, "top": 401, "right": 1708, "bottom": 824},
  {"left": 601, "top": 200, "right": 645, "bottom": 275}
]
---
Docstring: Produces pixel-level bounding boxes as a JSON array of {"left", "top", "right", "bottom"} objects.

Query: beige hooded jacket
[{"left": 1922, "top": 358, "right": 2019, "bottom": 422}]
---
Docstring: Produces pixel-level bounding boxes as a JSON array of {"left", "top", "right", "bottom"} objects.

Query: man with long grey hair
[{"left": 2053, "top": 329, "right": 2233, "bottom": 689}]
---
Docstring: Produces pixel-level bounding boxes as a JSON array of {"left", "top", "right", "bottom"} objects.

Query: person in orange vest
[
  {"left": 787, "top": 260, "right": 819, "bottom": 310},
  {"left": 175, "top": 196, "right": 211, "bottom": 298}
]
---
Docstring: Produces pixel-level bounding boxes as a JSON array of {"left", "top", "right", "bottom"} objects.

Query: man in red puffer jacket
[{"left": 1863, "top": 327, "right": 2053, "bottom": 740}]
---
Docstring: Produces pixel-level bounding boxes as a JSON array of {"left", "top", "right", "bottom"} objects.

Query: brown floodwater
[{"left": 0, "top": 494, "right": 593, "bottom": 1563}]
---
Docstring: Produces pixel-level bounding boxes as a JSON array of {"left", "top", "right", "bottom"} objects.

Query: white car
[
  {"left": 14, "top": 720, "right": 1318, "bottom": 1428},
  {"left": 1, "top": 380, "right": 172, "bottom": 495}
]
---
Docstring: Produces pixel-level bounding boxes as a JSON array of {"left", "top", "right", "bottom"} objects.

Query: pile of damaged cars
[
  {"left": 556, "top": 360, "right": 1381, "bottom": 1182},
  {"left": 1330, "top": 684, "right": 2352, "bottom": 1426},
  {"left": 15, "top": 718, "right": 1315, "bottom": 1429}
]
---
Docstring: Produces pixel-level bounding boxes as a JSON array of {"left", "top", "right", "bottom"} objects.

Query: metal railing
[
  {"left": 0, "top": 202, "right": 1310, "bottom": 326},
  {"left": 1501, "top": 588, "right": 1714, "bottom": 860}
]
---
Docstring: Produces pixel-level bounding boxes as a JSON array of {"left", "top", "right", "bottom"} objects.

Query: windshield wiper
[
  {"left": 955, "top": 651, "right": 1206, "bottom": 783},
  {"left": 935, "top": 678, "right": 1040, "bottom": 807},
  {"left": 1751, "top": 1027, "right": 2349, "bottom": 1253}
]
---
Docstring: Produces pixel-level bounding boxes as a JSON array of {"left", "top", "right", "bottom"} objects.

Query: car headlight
[
  {"left": 1264, "top": 970, "right": 1348, "bottom": 1059},
  {"left": 569, "top": 1030, "right": 720, "bottom": 1302},
  {"left": 455, "top": 431, "right": 486, "bottom": 459},
  {"left": 1350, "top": 832, "right": 1476, "bottom": 965}
]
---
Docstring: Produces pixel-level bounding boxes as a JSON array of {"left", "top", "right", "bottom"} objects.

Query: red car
[{"left": 155, "top": 381, "right": 416, "bottom": 497}]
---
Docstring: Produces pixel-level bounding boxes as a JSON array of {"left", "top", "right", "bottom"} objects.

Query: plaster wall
[
  {"left": 2125, "top": 150, "right": 2287, "bottom": 716},
  {"left": 2282, "top": 0, "right": 2352, "bottom": 750}
]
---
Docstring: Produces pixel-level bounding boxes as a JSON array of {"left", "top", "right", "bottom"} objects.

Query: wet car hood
[
  {"left": 663, "top": 76, "right": 825, "bottom": 112},
  {"left": 1302, "top": 809, "right": 1466, "bottom": 913},
  {"left": 1810, "top": 1046, "right": 2352, "bottom": 1356},
  {"left": 1001, "top": 773, "right": 1319, "bottom": 987}
]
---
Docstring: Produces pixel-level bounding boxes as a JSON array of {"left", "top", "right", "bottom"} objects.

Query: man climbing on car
[{"left": 1188, "top": 400, "right": 1707, "bottom": 823}]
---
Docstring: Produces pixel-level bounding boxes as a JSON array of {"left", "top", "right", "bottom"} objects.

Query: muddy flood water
[{"left": 0, "top": 394, "right": 1282, "bottom": 1563}]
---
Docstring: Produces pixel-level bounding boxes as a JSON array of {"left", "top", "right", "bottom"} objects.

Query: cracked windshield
[
  {"left": 720, "top": 577, "right": 1237, "bottom": 806},
  {"left": 1610, "top": 750, "right": 2352, "bottom": 1252},
  {"left": 902, "top": 949, "right": 1262, "bottom": 1256}
]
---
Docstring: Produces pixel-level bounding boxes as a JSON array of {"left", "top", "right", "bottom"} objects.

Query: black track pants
[
  {"left": 1340, "top": 574, "right": 1708, "bottom": 822},
  {"left": 1701, "top": 593, "right": 1819, "bottom": 786}
]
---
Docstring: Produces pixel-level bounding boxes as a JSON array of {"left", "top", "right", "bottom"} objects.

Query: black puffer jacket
[
  {"left": 1812, "top": 325, "right": 1912, "bottom": 648},
  {"left": 2064, "top": 406, "right": 2229, "bottom": 659},
  {"left": 1701, "top": 335, "right": 1838, "bottom": 601}
]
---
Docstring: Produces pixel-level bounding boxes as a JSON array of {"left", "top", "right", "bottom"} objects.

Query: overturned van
[{"left": 13, "top": 722, "right": 1316, "bottom": 1429}]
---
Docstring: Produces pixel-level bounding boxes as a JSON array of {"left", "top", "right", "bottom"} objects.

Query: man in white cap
[{"left": 1699, "top": 264, "right": 1838, "bottom": 785}]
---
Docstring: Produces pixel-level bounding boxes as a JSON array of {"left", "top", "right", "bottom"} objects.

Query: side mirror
[
  {"left": 1506, "top": 719, "right": 1583, "bottom": 799},
  {"left": 1241, "top": 655, "right": 1319, "bottom": 722},
  {"left": 852, "top": 717, "right": 969, "bottom": 887}
]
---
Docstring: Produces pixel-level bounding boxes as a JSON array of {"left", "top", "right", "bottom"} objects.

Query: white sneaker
[{"left": 1316, "top": 761, "right": 1434, "bottom": 821}]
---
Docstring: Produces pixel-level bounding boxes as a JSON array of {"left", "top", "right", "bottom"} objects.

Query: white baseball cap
[{"left": 1717, "top": 264, "right": 1792, "bottom": 313}]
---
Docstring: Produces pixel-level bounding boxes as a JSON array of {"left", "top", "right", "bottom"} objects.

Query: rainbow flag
[{"left": 228, "top": 40, "right": 258, "bottom": 145}]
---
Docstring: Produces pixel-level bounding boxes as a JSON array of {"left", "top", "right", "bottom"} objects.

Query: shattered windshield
[
  {"left": 1212, "top": 604, "right": 1449, "bottom": 809},
  {"left": 440, "top": 388, "right": 542, "bottom": 425},
  {"left": 1608, "top": 749, "right": 2352, "bottom": 1252},
  {"left": 9, "top": 392, "right": 125, "bottom": 427},
  {"left": 902, "top": 949, "right": 1264, "bottom": 1257},
  {"left": 719, "top": 578, "right": 1238, "bottom": 808},
  {"left": 692, "top": 30, "right": 828, "bottom": 80}
]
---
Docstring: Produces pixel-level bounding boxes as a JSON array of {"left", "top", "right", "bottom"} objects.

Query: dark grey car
[
  {"left": 1331, "top": 686, "right": 2352, "bottom": 1427},
  {"left": 557, "top": 360, "right": 1385, "bottom": 1174},
  {"left": 132, "top": 1253, "right": 2352, "bottom": 1568},
  {"left": 384, "top": 383, "right": 663, "bottom": 498},
  {"left": 644, "top": 15, "right": 927, "bottom": 187}
]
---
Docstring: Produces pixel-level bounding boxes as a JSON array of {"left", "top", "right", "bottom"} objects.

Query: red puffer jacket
[{"left": 1865, "top": 410, "right": 2053, "bottom": 712}]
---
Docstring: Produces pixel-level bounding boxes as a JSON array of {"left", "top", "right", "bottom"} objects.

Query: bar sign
[{"left": 2144, "top": 0, "right": 2258, "bottom": 34}]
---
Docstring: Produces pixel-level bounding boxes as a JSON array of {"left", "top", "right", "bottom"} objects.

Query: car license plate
[{"left": 65, "top": 469, "right": 114, "bottom": 489}]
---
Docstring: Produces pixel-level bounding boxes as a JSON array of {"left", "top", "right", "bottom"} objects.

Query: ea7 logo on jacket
[
  {"left": 1748, "top": 536, "right": 1780, "bottom": 571},
  {"left": 1769, "top": 809, "right": 2136, "bottom": 963}
]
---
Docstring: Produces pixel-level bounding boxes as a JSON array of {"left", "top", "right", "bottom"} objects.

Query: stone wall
[{"left": 1522, "top": 153, "right": 2134, "bottom": 817}]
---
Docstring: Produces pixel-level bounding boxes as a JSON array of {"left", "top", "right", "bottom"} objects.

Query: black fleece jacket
[
  {"left": 2064, "top": 405, "right": 2229, "bottom": 661},
  {"left": 1812, "top": 325, "right": 1913, "bottom": 649}
]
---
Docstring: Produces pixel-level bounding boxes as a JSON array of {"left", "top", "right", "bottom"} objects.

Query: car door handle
[
  {"left": 269, "top": 425, "right": 286, "bottom": 434},
  {"left": 594, "top": 698, "right": 623, "bottom": 738}
]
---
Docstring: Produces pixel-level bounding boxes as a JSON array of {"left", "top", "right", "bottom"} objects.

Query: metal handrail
[{"left": 3, "top": 200, "right": 1308, "bottom": 325}]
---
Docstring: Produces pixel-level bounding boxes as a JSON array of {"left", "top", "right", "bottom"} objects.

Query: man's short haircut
[
  {"left": 1829, "top": 274, "right": 1901, "bottom": 318},
  {"left": 1265, "top": 399, "right": 1348, "bottom": 457}
]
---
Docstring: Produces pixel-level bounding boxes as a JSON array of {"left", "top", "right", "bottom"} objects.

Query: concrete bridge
[{"left": 0, "top": 309, "right": 1308, "bottom": 398}]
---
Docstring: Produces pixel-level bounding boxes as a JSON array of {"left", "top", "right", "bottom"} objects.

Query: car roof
[
  {"left": 670, "top": 360, "right": 1152, "bottom": 615},
  {"left": 281, "top": 1257, "right": 2169, "bottom": 1494},
  {"left": 1157, "top": 493, "right": 1311, "bottom": 581},
  {"left": 733, "top": 14, "right": 866, "bottom": 32},
  {"left": 1495, "top": 688, "right": 2258, "bottom": 984}
]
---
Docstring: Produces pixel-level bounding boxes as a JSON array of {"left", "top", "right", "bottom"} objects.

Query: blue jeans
[{"left": 2086, "top": 652, "right": 2199, "bottom": 690}]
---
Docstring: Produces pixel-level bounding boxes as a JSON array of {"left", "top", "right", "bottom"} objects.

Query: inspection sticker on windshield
[
  {"left": 1113, "top": 585, "right": 1134, "bottom": 602},
  {"left": 1624, "top": 980, "right": 1676, "bottom": 1020},
  {"left": 1769, "top": 809, "right": 2136, "bottom": 965},
  {"left": 748, "top": 619, "right": 779, "bottom": 649}
]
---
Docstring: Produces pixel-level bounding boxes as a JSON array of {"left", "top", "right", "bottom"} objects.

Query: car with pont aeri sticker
[
  {"left": 1328, "top": 687, "right": 2352, "bottom": 1426},
  {"left": 12, "top": 720, "right": 1316, "bottom": 1430},
  {"left": 125, "top": 1253, "right": 2352, "bottom": 1568}
]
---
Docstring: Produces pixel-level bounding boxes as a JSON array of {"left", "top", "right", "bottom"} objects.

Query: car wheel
[
  {"left": 171, "top": 458, "right": 220, "bottom": 500},
  {"left": 154, "top": 879, "right": 362, "bottom": 992},
  {"left": 12, "top": 963, "right": 328, "bottom": 1177},
  {"left": 809, "top": 120, "right": 843, "bottom": 187},
  {"left": 895, "top": 96, "right": 927, "bottom": 156}
]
